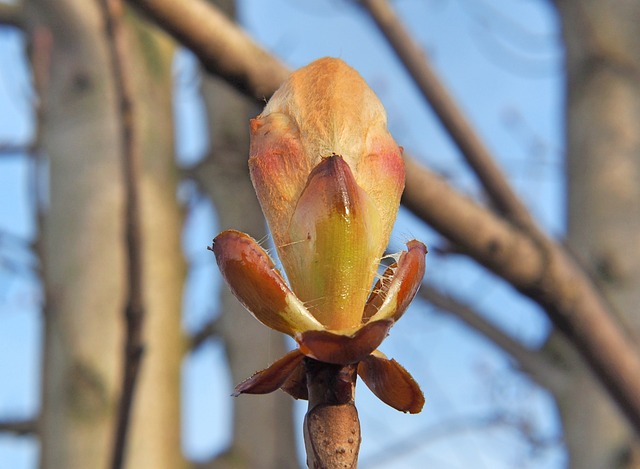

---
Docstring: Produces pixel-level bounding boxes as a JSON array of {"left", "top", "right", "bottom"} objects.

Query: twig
[
  {"left": 0, "top": 3, "right": 24, "bottom": 29},
  {"left": 360, "top": 412, "right": 544, "bottom": 468},
  {"left": 0, "top": 418, "right": 37, "bottom": 436},
  {"left": 0, "top": 228, "right": 34, "bottom": 248},
  {"left": 25, "top": 24, "right": 52, "bottom": 267},
  {"left": 422, "top": 285, "right": 536, "bottom": 366},
  {"left": 420, "top": 284, "right": 565, "bottom": 391},
  {"left": 304, "top": 358, "right": 361, "bottom": 468},
  {"left": 98, "top": 1, "right": 146, "bottom": 468},
  {"left": 125, "top": 0, "right": 288, "bottom": 101},
  {"left": 190, "top": 317, "right": 220, "bottom": 351},
  {"left": 359, "top": 0, "right": 537, "bottom": 231},
  {"left": 0, "top": 143, "right": 30, "bottom": 156}
]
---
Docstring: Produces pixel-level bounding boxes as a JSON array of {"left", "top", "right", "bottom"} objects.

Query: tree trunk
[
  {"left": 555, "top": 0, "right": 640, "bottom": 467},
  {"left": 31, "top": 1, "right": 186, "bottom": 467}
]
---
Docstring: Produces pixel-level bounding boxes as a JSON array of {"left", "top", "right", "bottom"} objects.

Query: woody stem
[{"left": 303, "top": 358, "right": 361, "bottom": 468}]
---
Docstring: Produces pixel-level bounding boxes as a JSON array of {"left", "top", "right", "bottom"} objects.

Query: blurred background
[{"left": 1, "top": 0, "right": 637, "bottom": 467}]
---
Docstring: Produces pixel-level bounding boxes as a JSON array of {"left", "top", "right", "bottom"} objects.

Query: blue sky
[{"left": 1, "top": 0, "right": 567, "bottom": 467}]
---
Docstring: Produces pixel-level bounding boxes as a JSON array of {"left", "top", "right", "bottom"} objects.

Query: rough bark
[
  {"left": 31, "top": 1, "right": 185, "bottom": 468},
  {"left": 555, "top": 0, "right": 640, "bottom": 467},
  {"left": 34, "top": 2, "right": 124, "bottom": 466},
  {"left": 189, "top": 3, "right": 298, "bottom": 468}
]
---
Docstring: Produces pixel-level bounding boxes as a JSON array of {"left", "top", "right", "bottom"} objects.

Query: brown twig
[
  {"left": 190, "top": 317, "right": 220, "bottom": 351},
  {"left": 359, "top": 0, "right": 538, "bottom": 232},
  {"left": 361, "top": 411, "right": 555, "bottom": 468},
  {"left": 420, "top": 284, "right": 565, "bottom": 391},
  {"left": 98, "top": 1, "right": 146, "bottom": 468},
  {"left": 0, "top": 3, "right": 24, "bottom": 28},
  {"left": 303, "top": 358, "right": 361, "bottom": 468},
  {"left": 0, "top": 143, "right": 30, "bottom": 156},
  {"left": 0, "top": 418, "right": 37, "bottom": 436},
  {"left": 0, "top": 25, "right": 51, "bottom": 159},
  {"left": 27, "top": 25, "right": 52, "bottom": 251}
]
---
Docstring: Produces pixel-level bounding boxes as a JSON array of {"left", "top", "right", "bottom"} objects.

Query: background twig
[
  {"left": 420, "top": 284, "right": 565, "bottom": 391},
  {"left": 190, "top": 317, "right": 220, "bottom": 351},
  {"left": 0, "top": 3, "right": 24, "bottom": 28},
  {"left": 360, "top": 0, "right": 537, "bottom": 231},
  {"left": 98, "top": 1, "right": 146, "bottom": 468},
  {"left": 0, "top": 418, "right": 37, "bottom": 436}
]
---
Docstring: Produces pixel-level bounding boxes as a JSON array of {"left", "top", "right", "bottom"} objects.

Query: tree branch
[
  {"left": 98, "top": 1, "right": 146, "bottom": 468},
  {"left": 403, "top": 156, "right": 640, "bottom": 434},
  {"left": 126, "top": 0, "right": 288, "bottom": 101},
  {"left": 26, "top": 24, "right": 52, "bottom": 262},
  {"left": 359, "top": 0, "right": 537, "bottom": 232},
  {"left": 361, "top": 412, "right": 517, "bottom": 468},
  {"left": 124, "top": 0, "right": 640, "bottom": 436},
  {"left": 0, "top": 418, "right": 37, "bottom": 435},
  {"left": 420, "top": 284, "right": 565, "bottom": 391},
  {"left": 190, "top": 317, "right": 220, "bottom": 351},
  {"left": 0, "top": 3, "right": 24, "bottom": 28},
  {"left": 0, "top": 143, "right": 30, "bottom": 156}
]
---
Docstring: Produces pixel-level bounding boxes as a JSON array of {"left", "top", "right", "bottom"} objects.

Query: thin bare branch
[
  {"left": 0, "top": 143, "right": 30, "bottom": 156},
  {"left": 423, "top": 286, "right": 533, "bottom": 361},
  {"left": 190, "top": 317, "right": 220, "bottom": 351},
  {"left": 362, "top": 409, "right": 562, "bottom": 468},
  {"left": 0, "top": 228, "right": 34, "bottom": 248},
  {"left": 361, "top": 412, "right": 514, "bottom": 468},
  {"left": 403, "top": 157, "right": 544, "bottom": 284},
  {"left": 0, "top": 418, "right": 37, "bottom": 435},
  {"left": 0, "top": 2, "right": 23, "bottom": 28},
  {"left": 26, "top": 24, "right": 52, "bottom": 262},
  {"left": 359, "top": 0, "right": 538, "bottom": 231},
  {"left": 420, "top": 284, "right": 564, "bottom": 390},
  {"left": 98, "top": 1, "right": 146, "bottom": 468}
]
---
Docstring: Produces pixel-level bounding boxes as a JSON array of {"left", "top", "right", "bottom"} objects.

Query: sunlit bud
[
  {"left": 211, "top": 58, "right": 427, "bottom": 413},
  {"left": 249, "top": 57, "right": 404, "bottom": 327}
]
